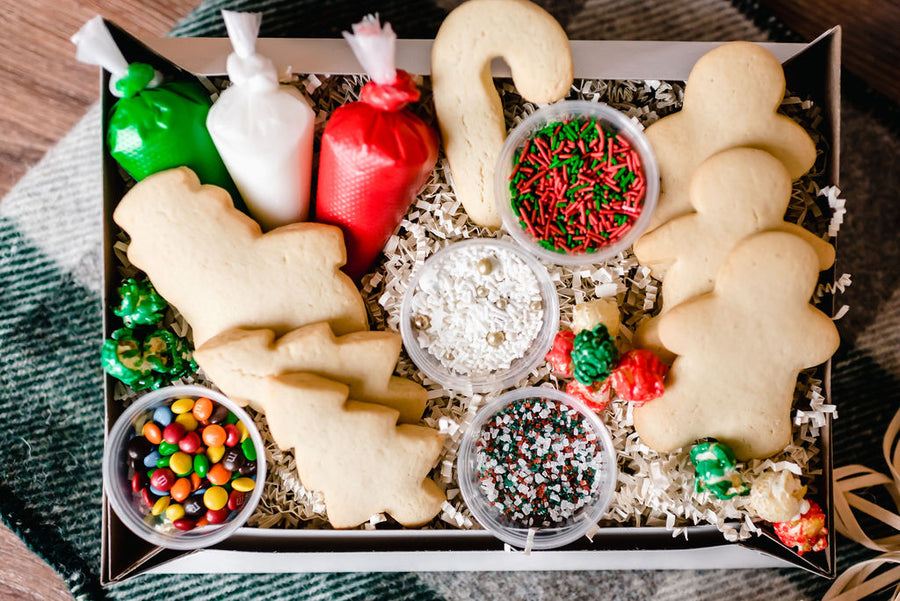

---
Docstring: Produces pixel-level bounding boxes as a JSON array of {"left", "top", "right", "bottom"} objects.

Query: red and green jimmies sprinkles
[
  {"left": 475, "top": 397, "right": 602, "bottom": 527},
  {"left": 508, "top": 117, "right": 646, "bottom": 253}
]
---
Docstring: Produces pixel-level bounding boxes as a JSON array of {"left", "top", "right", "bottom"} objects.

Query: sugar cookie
[
  {"left": 260, "top": 373, "right": 445, "bottom": 528},
  {"left": 194, "top": 323, "right": 427, "bottom": 423},
  {"left": 113, "top": 167, "right": 368, "bottom": 346},
  {"left": 632, "top": 148, "right": 834, "bottom": 357},
  {"left": 641, "top": 41, "right": 816, "bottom": 231},
  {"left": 431, "top": 0, "right": 573, "bottom": 228},
  {"left": 632, "top": 231, "right": 839, "bottom": 460}
]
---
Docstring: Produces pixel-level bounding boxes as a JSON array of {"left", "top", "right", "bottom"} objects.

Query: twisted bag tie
[{"left": 824, "top": 408, "right": 900, "bottom": 600}]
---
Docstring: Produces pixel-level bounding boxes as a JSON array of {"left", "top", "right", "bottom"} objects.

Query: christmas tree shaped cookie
[
  {"left": 632, "top": 148, "right": 834, "bottom": 356},
  {"left": 194, "top": 323, "right": 427, "bottom": 423},
  {"left": 633, "top": 231, "right": 839, "bottom": 460},
  {"left": 641, "top": 41, "right": 816, "bottom": 231},
  {"left": 113, "top": 167, "right": 368, "bottom": 346},
  {"left": 260, "top": 373, "right": 445, "bottom": 528}
]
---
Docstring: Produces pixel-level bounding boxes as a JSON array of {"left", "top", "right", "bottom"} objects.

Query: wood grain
[{"left": 0, "top": 1, "right": 897, "bottom": 599}]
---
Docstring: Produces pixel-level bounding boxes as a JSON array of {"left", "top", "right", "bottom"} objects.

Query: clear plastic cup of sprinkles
[
  {"left": 458, "top": 387, "right": 617, "bottom": 550},
  {"left": 102, "top": 385, "right": 266, "bottom": 550},
  {"left": 400, "top": 238, "right": 558, "bottom": 394},
  {"left": 495, "top": 100, "right": 659, "bottom": 266}
]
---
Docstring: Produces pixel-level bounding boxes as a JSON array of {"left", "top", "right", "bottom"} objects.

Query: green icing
[
  {"left": 112, "top": 278, "right": 167, "bottom": 327},
  {"left": 689, "top": 441, "right": 750, "bottom": 500},
  {"left": 113, "top": 63, "right": 157, "bottom": 99},
  {"left": 570, "top": 323, "right": 618, "bottom": 385},
  {"left": 100, "top": 327, "right": 196, "bottom": 391}
]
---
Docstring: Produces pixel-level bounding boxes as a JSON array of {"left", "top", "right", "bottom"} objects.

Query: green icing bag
[{"left": 73, "top": 17, "right": 242, "bottom": 207}]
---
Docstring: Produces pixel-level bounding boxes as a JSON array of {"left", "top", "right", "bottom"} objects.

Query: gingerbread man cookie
[
  {"left": 260, "top": 373, "right": 445, "bottom": 528},
  {"left": 113, "top": 167, "right": 368, "bottom": 346},
  {"left": 641, "top": 41, "right": 816, "bottom": 231},
  {"left": 432, "top": 0, "right": 573, "bottom": 228},
  {"left": 632, "top": 148, "right": 834, "bottom": 357},
  {"left": 195, "top": 323, "right": 427, "bottom": 423},
  {"left": 632, "top": 231, "right": 839, "bottom": 460}
]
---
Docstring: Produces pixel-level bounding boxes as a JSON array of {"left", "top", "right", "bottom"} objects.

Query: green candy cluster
[
  {"left": 570, "top": 323, "right": 618, "bottom": 385},
  {"left": 689, "top": 441, "right": 750, "bottom": 500},
  {"left": 101, "top": 278, "right": 196, "bottom": 390}
]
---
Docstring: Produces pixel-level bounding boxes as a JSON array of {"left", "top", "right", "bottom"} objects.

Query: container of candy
[
  {"left": 400, "top": 239, "right": 558, "bottom": 394},
  {"left": 457, "top": 387, "right": 617, "bottom": 550},
  {"left": 102, "top": 385, "right": 266, "bottom": 550},
  {"left": 495, "top": 100, "right": 659, "bottom": 265}
]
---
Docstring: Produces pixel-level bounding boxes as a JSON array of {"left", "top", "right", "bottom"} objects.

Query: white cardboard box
[{"left": 99, "top": 22, "right": 841, "bottom": 584}]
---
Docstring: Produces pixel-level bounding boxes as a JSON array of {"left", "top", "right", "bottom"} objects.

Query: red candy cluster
[
  {"left": 773, "top": 499, "right": 828, "bottom": 555},
  {"left": 547, "top": 331, "right": 668, "bottom": 411}
]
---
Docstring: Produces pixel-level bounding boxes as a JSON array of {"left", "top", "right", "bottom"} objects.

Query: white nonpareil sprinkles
[{"left": 409, "top": 244, "right": 543, "bottom": 376}]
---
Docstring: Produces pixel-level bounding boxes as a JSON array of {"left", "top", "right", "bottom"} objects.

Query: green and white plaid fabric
[{"left": 2, "top": 0, "right": 897, "bottom": 599}]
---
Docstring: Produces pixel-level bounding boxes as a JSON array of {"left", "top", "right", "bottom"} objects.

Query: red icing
[
  {"left": 566, "top": 379, "right": 611, "bottom": 413},
  {"left": 316, "top": 69, "right": 439, "bottom": 280},
  {"left": 773, "top": 499, "right": 828, "bottom": 555},
  {"left": 609, "top": 349, "right": 668, "bottom": 406},
  {"left": 546, "top": 330, "right": 576, "bottom": 376}
]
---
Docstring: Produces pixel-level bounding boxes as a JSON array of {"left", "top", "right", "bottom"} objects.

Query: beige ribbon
[{"left": 824, "top": 407, "right": 900, "bottom": 600}]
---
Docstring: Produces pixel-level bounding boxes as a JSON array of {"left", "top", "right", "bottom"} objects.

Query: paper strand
[{"left": 823, "top": 408, "right": 900, "bottom": 600}]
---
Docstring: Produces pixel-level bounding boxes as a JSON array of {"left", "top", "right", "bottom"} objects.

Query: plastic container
[
  {"left": 400, "top": 238, "right": 558, "bottom": 394},
  {"left": 495, "top": 100, "right": 659, "bottom": 266},
  {"left": 457, "top": 387, "right": 617, "bottom": 550},
  {"left": 102, "top": 385, "right": 266, "bottom": 550}
]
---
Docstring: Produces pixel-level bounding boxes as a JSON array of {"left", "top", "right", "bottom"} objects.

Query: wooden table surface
[{"left": 1, "top": 1, "right": 898, "bottom": 598}]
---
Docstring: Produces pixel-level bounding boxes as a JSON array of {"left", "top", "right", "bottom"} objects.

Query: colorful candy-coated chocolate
[
  {"left": 150, "top": 468, "right": 175, "bottom": 492},
  {"left": 208, "top": 405, "right": 229, "bottom": 425},
  {"left": 165, "top": 504, "right": 185, "bottom": 522},
  {"left": 192, "top": 397, "right": 213, "bottom": 422},
  {"left": 206, "top": 445, "right": 225, "bottom": 464},
  {"left": 155, "top": 455, "right": 171, "bottom": 469},
  {"left": 203, "top": 487, "right": 229, "bottom": 511},
  {"left": 171, "top": 397, "right": 195, "bottom": 414},
  {"left": 141, "top": 487, "right": 157, "bottom": 508},
  {"left": 131, "top": 471, "right": 147, "bottom": 493},
  {"left": 183, "top": 496, "right": 205, "bottom": 518},
  {"left": 172, "top": 518, "right": 195, "bottom": 531},
  {"left": 175, "top": 413, "right": 200, "bottom": 432},
  {"left": 170, "top": 477, "right": 192, "bottom": 503},
  {"left": 207, "top": 463, "right": 232, "bottom": 486},
  {"left": 225, "top": 411, "right": 239, "bottom": 425},
  {"left": 190, "top": 472, "right": 202, "bottom": 492},
  {"left": 236, "top": 421, "right": 250, "bottom": 443},
  {"left": 241, "top": 438, "right": 257, "bottom": 462},
  {"left": 162, "top": 423, "right": 186, "bottom": 445},
  {"left": 222, "top": 449, "right": 244, "bottom": 472},
  {"left": 178, "top": 431, "right": 202, "bottom": 454},
  {"left": 151, "top": 496, "right": 170, "bottom": 516},
  {"left": 142, "top": 422, "right": 162, "bottom": 445},
  {"left": 205, "top": 508, "right": 230, "bottom": 525},
  {"left": 238, "top": 460, "right": 257, "bottom": 477},
  {"left": 224, "top": 423, "right": 241, "bottom": 447},
  {"left": 126, "top": 436, "right": 153, "bottom": 460},
  {"left": 202, "top": 424, "right": 227, "bottom": 448},
  {"left": 158, "top": 441, "right": 179, "bottom": 456},
  {"left": 168, "top": 452, "right": 193, "bottom": 477},
  {"left": 193, "top": 454, "right": 210, "bottom": 478},
  {"left": 143, "top": 450, "right": 161, "bottom": 468},
  {"left": 152, "top": 406, "right": 173, "bottom": 427},
  {"left": 231, "top": 478, "right": 256, "bottom": 493},
  {"left": 227, "top": 490, "right": 245, "bottom": 512}
]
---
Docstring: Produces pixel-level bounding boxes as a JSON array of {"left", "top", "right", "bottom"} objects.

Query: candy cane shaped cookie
[{"left": 431, "top": 0, "right": 573, "bottom": 228}]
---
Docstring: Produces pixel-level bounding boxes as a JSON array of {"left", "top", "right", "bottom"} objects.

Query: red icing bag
[{"left": 316, "top": 15, "right": 439, "bottom": 280}]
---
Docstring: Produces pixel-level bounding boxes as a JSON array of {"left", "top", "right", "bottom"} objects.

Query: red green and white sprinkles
[
  {"left": 475, "top": 397, "right": 602, "bottom": 527},
  {"left": 508, "top": 117, "right": 646, "bottom": 254}
]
